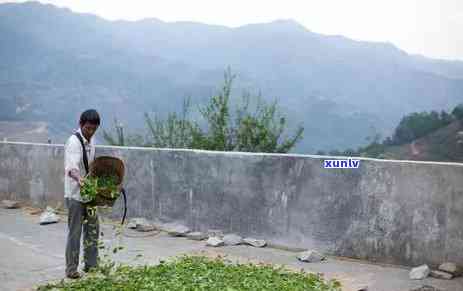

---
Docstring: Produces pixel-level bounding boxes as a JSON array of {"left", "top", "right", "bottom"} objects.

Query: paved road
[{"left": 1, "top": 208, "right": 462, "bottom": 291}]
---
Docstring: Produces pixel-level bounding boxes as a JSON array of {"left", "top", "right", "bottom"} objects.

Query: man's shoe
[
  {"left": 83, "top": 266, "right": 96, "bottom": 273},
  {"left": 66, "top": 271, "right": 82, "bottom": 279}
]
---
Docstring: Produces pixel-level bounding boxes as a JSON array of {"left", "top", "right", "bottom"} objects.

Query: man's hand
[{"left": 69, "top": 169, "right": 84, "bottom": 187}]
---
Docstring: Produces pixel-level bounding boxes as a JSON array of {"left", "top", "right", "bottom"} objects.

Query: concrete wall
[{"left": 1, "top": 141, "right": 463, "bottom": 267}]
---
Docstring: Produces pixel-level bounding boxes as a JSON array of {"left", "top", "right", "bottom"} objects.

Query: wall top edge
[{"left": 1, "top": 141, "right": 463, "bottom": 167}]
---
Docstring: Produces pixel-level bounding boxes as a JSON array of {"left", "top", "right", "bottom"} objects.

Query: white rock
[
  {"left": 206, "top": 236, "right": 224, "bottom": 247},
  {"left": 223, "top": 234, "right": 242, "bottom": 246},
  {"left": 297, "top": 250, "right": 326, "bottom": 263},
  {"left": 410, "top": 265, "right": 430, "bottom": 280},
  {"left": 243, "top": 238, "right": 266, "bottom": 248},
  {"left": 438, "top": 262, "right": 460, "bottom": 276},
  {"left": 187, "top": 232, "right": 207, "bottom": 241},
  {"left": 39, "top": 211, "right": 60, "bottom": 225},
  {"left": 429, "top": 270, "right": 453, "bottom": 280},
  {"left": 2, "top": 200, "right": 20, "bottom": 209}
]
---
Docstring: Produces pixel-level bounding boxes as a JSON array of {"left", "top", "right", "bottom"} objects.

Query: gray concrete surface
[
  {"left": 1, "top": 141, "right": 463, "bottom": 267},
  {"left": 1, "top": 208, "right": 463, "bottom": 291}
]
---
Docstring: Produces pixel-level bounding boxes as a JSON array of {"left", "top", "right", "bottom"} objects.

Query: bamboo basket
[{"left": 85, "top": 156, "right": 125, "bottom": 207}]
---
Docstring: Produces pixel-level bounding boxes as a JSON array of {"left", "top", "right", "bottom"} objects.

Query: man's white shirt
[{"left": 64, "top": 129, "right": 95, "bottom": 202}]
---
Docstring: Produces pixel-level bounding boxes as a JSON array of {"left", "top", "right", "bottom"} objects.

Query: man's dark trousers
[{"left": 65, "top": 198, "right": 99, "bottom": 275}]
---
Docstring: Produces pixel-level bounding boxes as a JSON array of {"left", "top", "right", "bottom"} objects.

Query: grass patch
[{"left": 38, "top": 256, "right": 340, "bottom": 291}]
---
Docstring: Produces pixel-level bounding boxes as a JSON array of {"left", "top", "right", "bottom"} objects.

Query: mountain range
[{"left": 1, "top": 1, "right": 462, "bottom": 152}]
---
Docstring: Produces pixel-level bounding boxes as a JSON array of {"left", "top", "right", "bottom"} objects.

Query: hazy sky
[{"left": 3, "top": 0, "right": 463, "bottom": 60}]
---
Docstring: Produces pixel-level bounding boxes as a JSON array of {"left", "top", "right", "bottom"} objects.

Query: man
[{"left": 64, "top": 109, "right": 100, "bottom": 279}]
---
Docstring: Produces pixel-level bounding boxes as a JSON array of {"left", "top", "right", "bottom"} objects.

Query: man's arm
[
  {"left": 68, "top": 169, "right": 84, "bottom": 186},
  {"left": 65, "top": 137, "right": 85, "bottom": 187}
]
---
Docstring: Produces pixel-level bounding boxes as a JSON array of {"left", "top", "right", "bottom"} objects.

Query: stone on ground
[
  {"left": 186, "top": 232, "right": 208, "bottom": 241},
  {"left": 2, "top": 200, "right": 20, "bottom": 209},
  {"left": 166, "top": 224, "right": 190, "bottom": 237},
  {"left": 206, "top": 236, "right": 225, "bottom": 247},
  {"left": 127, "top": 217, "right": 146, "bottom": 229},
  {"left": 438, "top": 262, "right": 461, "bottom": 276},
  {"left": 136, "top": 223, "right": 157, "bottom": 232},
  {"left": 409, "top": 265, "right": 430, "bottom": 280},
  {"left": 207, "top": 229, "right": 224, "bottom": 238},
  {"left": 410, "top": 285, "right": 442, "bottom": 291},
  {"left": 127, "top": 217, "right": 157, "bottom": 232},
  {"left": 39, "top": 209, "right": 59, "bottom": 225},
  {"left": 223, "top": 234, "right": 243, "bottom": 246},
  {"left": 297, "top": 250, "right": 325, "bottom": 263},
  {"left": 243, "top": 238, "right": 267, "bottom": 248},
  {"left": 429, "top": 270, "right": 453, "bottom": 280}
]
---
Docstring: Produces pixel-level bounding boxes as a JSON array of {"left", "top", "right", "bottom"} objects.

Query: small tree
[
  {"left": 103, "top": 70, "right": 304, "bottom": 153},
  {"left": 342, "top": 148, "right": 358, "bottom": 156},
  {"left": 452, "top": 104, "right": 463, "bottom": 120},
  {"left": 102, "top": 119, "right": 144, "bottom": 146},
  {"left": 144, "top": 98, "right": 204, "bottom": 148},
  {"left": 198, "top": 70, "right": 304, "bottom": 153},
  {"left": 197, "top": 72, "right": 234, "bottom": 151},
  {"left": 234, "top": 97, "right": 303, "bottom": 153},
  {"left": 392, "top": 111, "right": 454, "bottom": 145}
]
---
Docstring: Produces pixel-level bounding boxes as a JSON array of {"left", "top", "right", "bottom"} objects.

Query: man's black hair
[{"left": 79, "top": 109, "right": 100, "bottom": 126}]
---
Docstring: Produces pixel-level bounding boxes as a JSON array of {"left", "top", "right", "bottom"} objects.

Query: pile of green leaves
[
  {"left": 81, "top": 175, "right": 119, "bottom": 202},
  {"left": 38, "top": 256, "right": 340, "bottom": 291}
]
